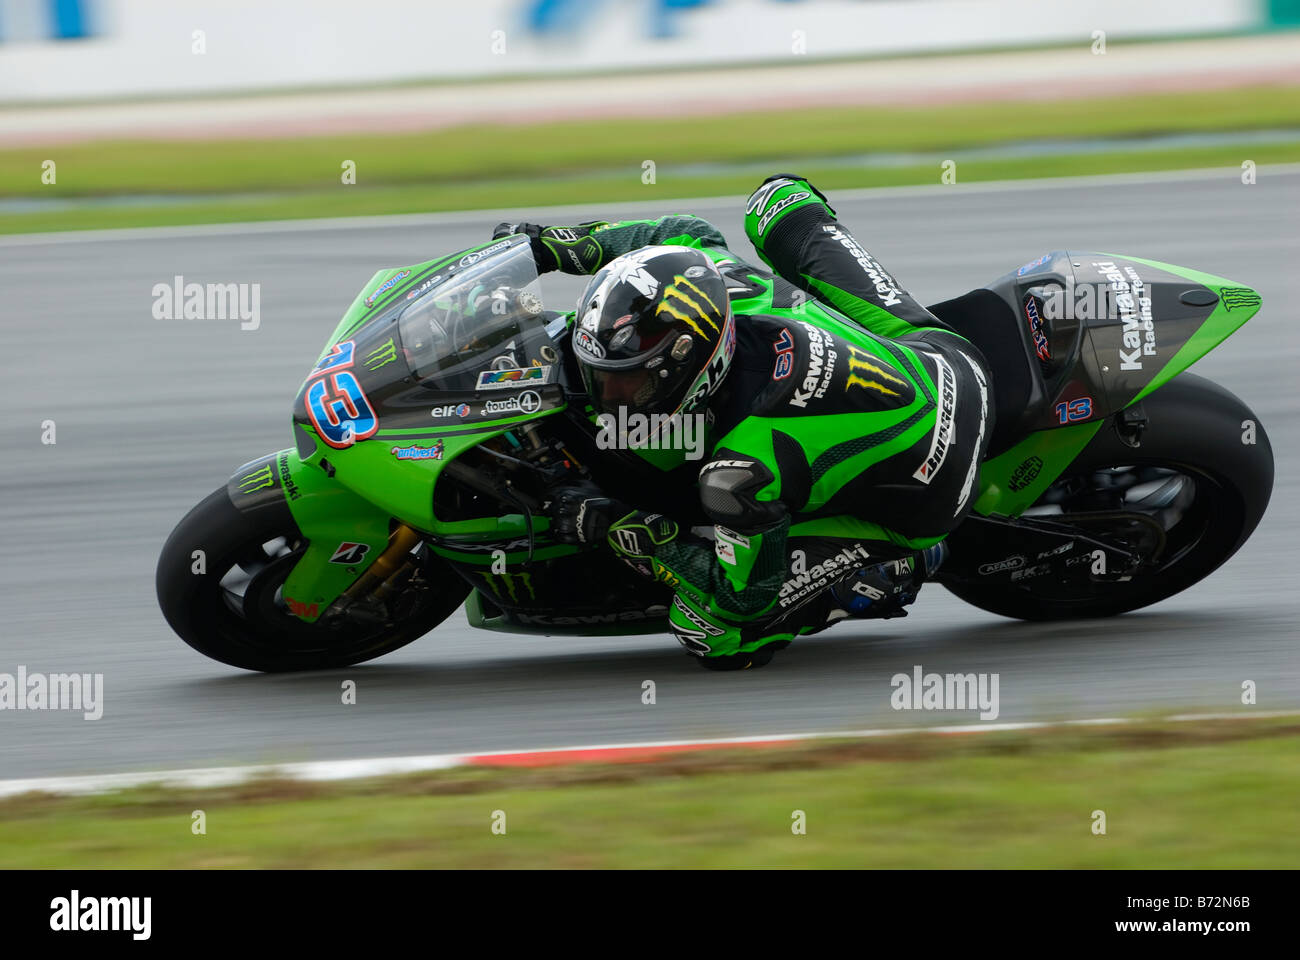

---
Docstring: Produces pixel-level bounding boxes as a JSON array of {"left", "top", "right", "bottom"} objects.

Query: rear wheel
[
  {"left": 156, "top": 487, "right": 469, "bottom": 671},
  {"left": 945, "top": 374, "right": 1273, "bottom": 620}
]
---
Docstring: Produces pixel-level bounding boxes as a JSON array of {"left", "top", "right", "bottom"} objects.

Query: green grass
[
  {"left": 2, "top": 85, "right": 1298, "bottom": 234},
  {"left": 2, "top": 717, "right": 1296, "bottom": 868},
  {"left": 5, "top": 142, "right": 1300, "bottom": 236}
]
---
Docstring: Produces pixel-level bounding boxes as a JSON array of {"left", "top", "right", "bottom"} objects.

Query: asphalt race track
[{"left": 2, "top": 169, "right": 1297, "bottom": 780}]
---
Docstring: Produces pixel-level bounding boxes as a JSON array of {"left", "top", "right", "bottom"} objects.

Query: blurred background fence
[{"left": 2, "top": 0, "right": 1298, "bottom": 103}]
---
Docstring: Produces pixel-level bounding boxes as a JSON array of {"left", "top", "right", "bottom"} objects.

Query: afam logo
[
  {"left": 364, "top": 270, "right": 411, "bottom": 308},
  {"left": 476, "top": 366, "right": 552, "bottom": 390}
]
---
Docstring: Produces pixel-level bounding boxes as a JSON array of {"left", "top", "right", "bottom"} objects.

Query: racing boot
[{"left": 798, "top": 542, "right": 948, "bottom": 635}]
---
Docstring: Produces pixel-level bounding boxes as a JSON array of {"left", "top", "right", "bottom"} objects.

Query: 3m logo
[{"left": 285, "top": 596, "right": 319, "bottom": 618}]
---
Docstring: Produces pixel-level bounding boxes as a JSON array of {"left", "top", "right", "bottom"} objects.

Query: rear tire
[
  {"left": 945, "top": 374, "right": 1273, "bottom": 620},
  {"left": 156, "top": 487, "right": 469, "bottom": 671}
]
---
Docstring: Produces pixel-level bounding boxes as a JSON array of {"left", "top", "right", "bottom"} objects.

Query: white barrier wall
[{"left": 0, "top": 0, "right": 1263, "bottom": 103}]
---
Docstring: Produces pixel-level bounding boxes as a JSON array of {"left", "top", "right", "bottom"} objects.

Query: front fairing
[{"left": 290, "top": 237, "right": 569, "bottom": 532}]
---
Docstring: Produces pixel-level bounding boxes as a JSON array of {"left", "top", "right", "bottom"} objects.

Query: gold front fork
[{"left": 341, "top": 523, "right": 423, "bottom": 603}]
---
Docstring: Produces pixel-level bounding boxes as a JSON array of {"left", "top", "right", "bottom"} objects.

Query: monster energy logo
[
  {"left": 364, "top": 338, "right": 398, "bottom": 370},
  {"left": 656, "top": 276, "right": 720, "bottom": 338},
  {"left": 1220, "top": 287, "right": 1260, "bottom": 312},
  {"left": 845, "top": 344, "right": 909, "bottom": 400},
  {"left": 483, "top": 571, "right": 535, "bottom": 602},
  {"left": 236, "top": 463, "right": 275, "bottom": 493}
]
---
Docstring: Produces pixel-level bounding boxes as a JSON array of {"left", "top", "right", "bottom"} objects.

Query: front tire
[
  {"left": 156, "top": 487, "right": 470, "bottom": 671},
  {"left": 945, "top": 374, "right": 1273, "bottom": 620}
]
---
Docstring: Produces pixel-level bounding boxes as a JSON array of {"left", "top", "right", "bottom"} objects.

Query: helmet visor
[{"left": 582, "top": 354, "right": 697, "bottom": 418}]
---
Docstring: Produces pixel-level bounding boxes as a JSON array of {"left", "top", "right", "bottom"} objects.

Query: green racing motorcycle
[{"left": 156, "top": 236, "right": 1274, "bottom": 671}]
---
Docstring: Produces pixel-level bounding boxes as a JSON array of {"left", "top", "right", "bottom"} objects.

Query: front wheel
[
  {"left": 945, "top": 374, "right": 1273, "bottom": 620},
  {"left": 156, "top": 487, "right": 470, "bottom": 671}
]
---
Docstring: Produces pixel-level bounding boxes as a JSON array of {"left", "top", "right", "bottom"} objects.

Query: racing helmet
[{"left": 571, "top": 246, "right": 735, "bottom": 419}]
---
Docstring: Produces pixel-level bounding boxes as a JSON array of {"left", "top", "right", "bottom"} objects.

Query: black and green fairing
[
  {"left": 941, "top": 250, "right": 1263, "bottom": 516},
  {"left": 226, "top": 237, "right": 581, "bottom": 622}
]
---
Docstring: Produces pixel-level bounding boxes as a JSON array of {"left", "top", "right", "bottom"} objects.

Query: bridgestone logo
[
  {"left": 952, "top": 351, "right": 987, "bottom": 516},
  {"left": 822, "top": 225, "right": 903, "bottom": 308},
  {"left": 913, "top": 353, "right": 957, "bottom": 485}
]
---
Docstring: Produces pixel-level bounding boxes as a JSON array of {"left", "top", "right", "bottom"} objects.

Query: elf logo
[{"left": 330, "top": 542, "right": 371, "bottom": 565}]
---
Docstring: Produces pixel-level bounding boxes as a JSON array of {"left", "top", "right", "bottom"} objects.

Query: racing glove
[
  {"left": 490, "top": 221, "right": 607, "bottom": 275},
  {"left": 544, "top": 480, "right": 631, "bottom": 546},
  {"left": 544, "top": 482, "right": 680, "bottom": 558}
]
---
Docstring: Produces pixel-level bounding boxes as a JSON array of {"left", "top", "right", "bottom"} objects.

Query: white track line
[
  {"left": 1, "top": 710, "right": 1294, "bottom": 799},
  {"left": 4, "top": 163, "right": 1299, "bottom": 248}
]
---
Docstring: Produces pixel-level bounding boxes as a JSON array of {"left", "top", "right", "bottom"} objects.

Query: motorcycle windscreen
[{"left": 397, "top": 244, "right": 556, "bottom": 391}]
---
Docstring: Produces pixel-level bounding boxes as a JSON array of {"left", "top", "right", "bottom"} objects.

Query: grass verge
[
  {"left": 1, "top": 716, "right": 1296, "bottom": 868},
  {"left": 2, "top": 85, "right": 1297, "bottom": 234}
]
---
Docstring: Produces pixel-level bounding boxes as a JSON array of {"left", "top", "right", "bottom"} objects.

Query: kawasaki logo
[
  {"left": 515, "top": 605, "right": 667, "bottom": 626},
  {"left": 778, "top": 543, "right": 872, "bottom": 609},
  {"left": 789, "top": 322, "right": 837, "bottom": 408},
  {"left": 276, "top": 452, "right": 302, "bottom": 501}
]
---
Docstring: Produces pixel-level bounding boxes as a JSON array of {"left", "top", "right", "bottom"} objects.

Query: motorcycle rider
[{"left": 496, "top": 175, "right": 993, "bottom": 669}]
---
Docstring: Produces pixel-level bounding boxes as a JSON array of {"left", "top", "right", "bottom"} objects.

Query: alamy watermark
[
  {"left": 890, "top": 664, "right": 999, "bottom": 720},
  {"left": 152, "top": 275, "right": 260, "bottom": 330},
  {"left": 595, "top": 409, "right": 708, "bottom": 461},
  {"left": 50, "top": 891, "right": 150, "bottom": 940},
  {"left": 0, "top": 666, "right": 103, "bottom": 720}
]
